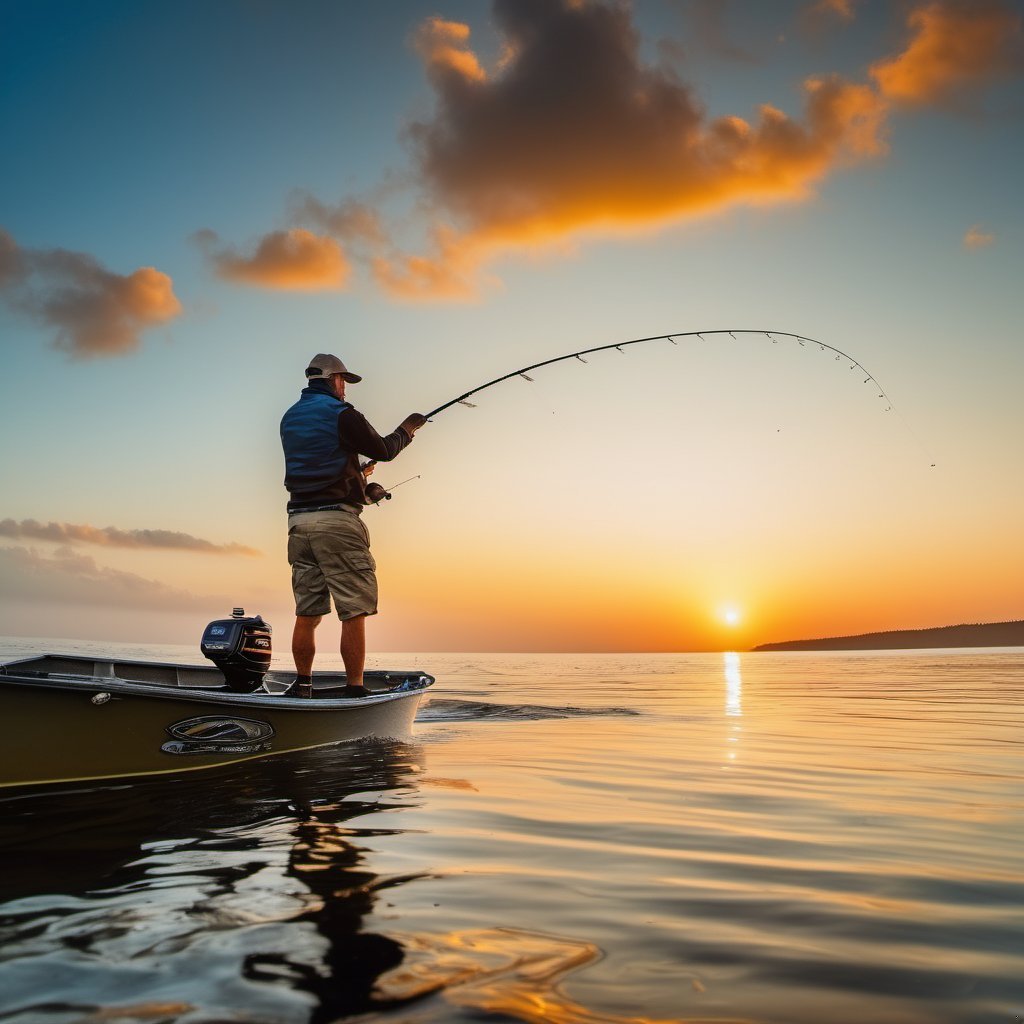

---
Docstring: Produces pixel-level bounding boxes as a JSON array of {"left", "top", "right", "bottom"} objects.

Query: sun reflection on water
[
  {"left": 724, "top": 651, "right": 743, "bottom": 764},
  {"left": 724, "top": 652, "right": 742, "bottom": 717}
]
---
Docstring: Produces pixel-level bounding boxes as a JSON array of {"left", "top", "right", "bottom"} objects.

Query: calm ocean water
[{"left": 1, "top": 637, "right": 1022, "bottom": 1024}]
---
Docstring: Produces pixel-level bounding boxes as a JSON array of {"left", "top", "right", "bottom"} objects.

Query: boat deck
[{"left": 0, "top": 654, "right": 430, "bottom": 695}]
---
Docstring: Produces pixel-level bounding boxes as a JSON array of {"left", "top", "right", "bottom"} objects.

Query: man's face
[{"left": 331, "top": 375, "right": 346, "bottom": 401}]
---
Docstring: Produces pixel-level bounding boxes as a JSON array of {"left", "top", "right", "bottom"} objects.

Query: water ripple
[{"left": 418, "top": 698, "right": 641, "bottom": 722}]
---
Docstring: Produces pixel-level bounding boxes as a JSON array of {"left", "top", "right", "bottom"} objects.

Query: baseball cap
[{"left": 305, "top": 353, "right": 362, "bottom": 384}]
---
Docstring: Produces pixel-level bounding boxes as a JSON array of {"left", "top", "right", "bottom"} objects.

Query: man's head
[{"left": 305, "top": 353, "right": 361, "bottom": 400}]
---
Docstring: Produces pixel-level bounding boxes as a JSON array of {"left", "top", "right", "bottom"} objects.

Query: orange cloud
[
  {"left": 0, "top": 518, "right": 260, "bottom": 556},
  {"left": 200, "top": 227, "right": 351, "bottom": 291},
  {"left": 0, "top": 228, "right": 181, "bottom": 358},
  {"left": 415, "top": 17, "right": 487, "bottom": 83},
  {"left": 393, "top": 1, "right": 889, "bottom": 295},
  {"left": 371, "top": 225, "right": 485, "bottom": 301},
  {"left": 963, "top": 225, "right": 995, "bottom": 249},
  {"left": 870, "top": 1, "right": 1024, "bottom": 106},
  {"left": 208, "top": 1, "right": 928, "bottom": 304}
]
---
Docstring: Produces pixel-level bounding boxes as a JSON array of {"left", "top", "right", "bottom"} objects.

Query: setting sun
[{"left": 721, "top": 606, "right": 742, "bottom": 627}]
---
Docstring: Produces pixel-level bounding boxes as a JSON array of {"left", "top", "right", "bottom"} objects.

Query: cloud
[
  {"left": 963, "top": 225, "right": 995, "bottom": 249},
  {"left": 391, "top": 1, "right": 888, "bottom": 294},
  {"left": 870, "top": 1, "right": 1024, "bottom": 106},
  {"left": 289, "top": 194, "right": 387, "bottom": 248},
  {"left": 414, "top": 17, "right": 488, "bottom": 82},
  {"left": 0, "top": 227, "right": 182, "bottom": 358},
  {"left": 0, "top": 519, "right": 260, "bottom": 556},
  {"left": 204, "top": 0, "right": 919, "bottom": 303},
  {"left": 370, "top": 224, "right": 487, "bottom": 301},
  {"left": 0, "top": 228, "right": 24, "bottom": 287},
  {"left": 0, "top": 545, "right": 209, "bottom": 612},
  {"left": 197, "top": 227, "right": 351, "bottom": 291},
  {"left": 204, "top": 1, "right": 896, "bottom": 303}
]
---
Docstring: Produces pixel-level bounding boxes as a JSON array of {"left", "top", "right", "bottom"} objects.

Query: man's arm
[{"left": 338, "top": 407, "right": 418, "bottom": 462}]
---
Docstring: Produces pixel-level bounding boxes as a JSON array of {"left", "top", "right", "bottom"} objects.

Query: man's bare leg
[
  {"left": 340, "top": 614, "right": 366, "bottom": 688},
  {"left": 292, "top": 615, "right": 322, "bottom": 677}
]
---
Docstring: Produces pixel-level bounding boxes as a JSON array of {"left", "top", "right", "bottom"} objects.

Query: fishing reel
[
  {"left": 365, "top": 482, "right": 392, "bottom": 503},
  {"left": 361, "top": 460, "right": 420, "bottom": 505}
]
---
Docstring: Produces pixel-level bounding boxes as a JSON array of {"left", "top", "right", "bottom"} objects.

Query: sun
[{"left": 720, "top": 606, "right": 742, "bottom": 627}]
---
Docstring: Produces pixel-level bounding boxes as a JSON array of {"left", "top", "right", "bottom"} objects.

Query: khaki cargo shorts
[{"left": 287, "top": 509, "right": 378, "bottom": 620}]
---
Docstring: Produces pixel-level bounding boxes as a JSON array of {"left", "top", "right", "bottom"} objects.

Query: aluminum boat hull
[{"left": 0, "top": 655, "right": 434, "bottom": 788}]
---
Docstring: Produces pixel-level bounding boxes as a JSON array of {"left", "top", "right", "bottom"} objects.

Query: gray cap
[{"left": 305, "top": 353, "right": 362, "bottom": 384}]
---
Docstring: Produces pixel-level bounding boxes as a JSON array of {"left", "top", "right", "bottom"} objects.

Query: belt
[{"left": 288, "top": 503, "right": 362, "bottom": 516}]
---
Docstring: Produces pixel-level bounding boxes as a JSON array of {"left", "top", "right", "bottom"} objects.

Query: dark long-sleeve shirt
[{"left": 285, "top": 402, "right": 412, "bottom": 514}]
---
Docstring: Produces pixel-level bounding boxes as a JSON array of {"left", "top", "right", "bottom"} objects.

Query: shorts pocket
[{"left": 345, "top": 551, "right": 376, "bottom": 573}]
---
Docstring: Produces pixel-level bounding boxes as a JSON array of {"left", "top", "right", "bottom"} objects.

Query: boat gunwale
[{"left": 0, "top": 654, "right": 434, "bottom": 712}]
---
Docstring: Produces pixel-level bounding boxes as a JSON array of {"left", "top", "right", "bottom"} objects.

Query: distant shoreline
[{"left": 753, "top": 620, "right": 1024, "bottom": 652}]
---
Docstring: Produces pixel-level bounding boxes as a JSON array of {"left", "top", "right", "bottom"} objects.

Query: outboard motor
[{"left": 200, "top": 608, "right": 272, "bottom": 692}]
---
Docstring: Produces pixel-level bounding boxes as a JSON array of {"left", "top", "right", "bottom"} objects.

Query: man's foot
[
  {"left": 289, "top": 676, "right": 314, "bottom": 698},
  {"left": 342, "top": 684, "right": 370, "bottom": 698}
]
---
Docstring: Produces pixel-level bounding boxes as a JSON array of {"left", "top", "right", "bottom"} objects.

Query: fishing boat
[{"left": 0, "top": 609, "right": 434, "bottom": 789}]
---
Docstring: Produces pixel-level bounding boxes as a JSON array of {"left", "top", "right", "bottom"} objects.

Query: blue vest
[{"left": 280, "top": 387, "right": 351, "bottom": 497}]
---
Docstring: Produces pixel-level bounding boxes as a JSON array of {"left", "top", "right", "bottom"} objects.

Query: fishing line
[{"left": 424, "top": 329, "right": 935, "bottom": 466}]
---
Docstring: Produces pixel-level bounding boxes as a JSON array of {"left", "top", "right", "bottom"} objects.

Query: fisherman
[{"left": 280, "top": 354, "right": 426, "bottom": 698}]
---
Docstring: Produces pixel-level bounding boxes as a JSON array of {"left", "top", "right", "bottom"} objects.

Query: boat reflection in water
[{"left": 0, "top": 740, "right": 431, "bottom": 1021}]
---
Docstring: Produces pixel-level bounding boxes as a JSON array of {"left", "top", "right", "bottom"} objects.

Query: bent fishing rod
[
  {"left": 425, "top": 329, "right": 897, "bottom": 417},
  {"left": 370, "top": 328, "right": 933, "bottom": 497}
]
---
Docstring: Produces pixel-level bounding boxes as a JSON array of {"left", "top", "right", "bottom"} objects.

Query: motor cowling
[{"left": 200, "top": 608, "right": 272, "bottom": 692}]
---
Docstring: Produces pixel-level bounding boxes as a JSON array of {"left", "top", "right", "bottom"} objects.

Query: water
[{"left": 1, "top": 638, "right": 1023, "bottom": 1024}]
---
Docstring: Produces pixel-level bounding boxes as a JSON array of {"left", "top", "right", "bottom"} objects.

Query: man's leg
[
  {"left": 292, "top": 614, "right": 322, "bottom": 676},
  {"left": 340, "top": 613, "right": 366, "bottom": 688}
]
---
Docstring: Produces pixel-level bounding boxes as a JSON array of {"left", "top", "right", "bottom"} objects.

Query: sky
[{"left": 1, "top": 0, "right": 1022, "bottom": 652}]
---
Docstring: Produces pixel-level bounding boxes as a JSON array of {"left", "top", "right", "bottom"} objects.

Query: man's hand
[
  {"left": 360, "top": 461, "right": 375, "bottom": 477},
  {"left": 365, "top": 482, "right": 391, "bottom": 503},
  {"left": 399, "top": 413, "right": 428, "bottom": 437}
]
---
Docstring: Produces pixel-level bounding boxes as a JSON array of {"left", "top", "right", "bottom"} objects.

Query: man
[{"left": 280, "top": 353, "right": 426, "bottom": 697}]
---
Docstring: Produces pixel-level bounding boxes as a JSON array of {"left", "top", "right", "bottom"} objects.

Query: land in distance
[{"left": 753, "top": 620, "right": 1024, "bottom": 652}]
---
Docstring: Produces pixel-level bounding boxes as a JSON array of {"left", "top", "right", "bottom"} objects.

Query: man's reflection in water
[
  {"left": 244, "top": 744, "right": 424, "bottom": 1019},
  {"left": 0, "top": 740, "right": 427, "bottom": 1021}
]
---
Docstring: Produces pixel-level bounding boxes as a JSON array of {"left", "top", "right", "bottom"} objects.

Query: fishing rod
[
  {"left": 386, "top": 474, "right": 421, "bottom": 491},
  {"left": 427, "top": 329, "right": 891, "bottom": 415},
  {"left": 423, "top": 328, "right": 934, "bottom": 465}
]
